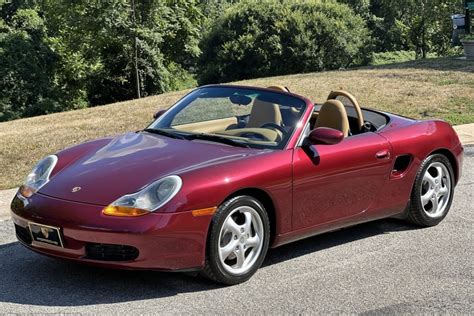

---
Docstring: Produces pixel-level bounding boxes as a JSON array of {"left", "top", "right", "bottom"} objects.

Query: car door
[{"left": 292, "top": 131, "right": 393, "bottom": 231}]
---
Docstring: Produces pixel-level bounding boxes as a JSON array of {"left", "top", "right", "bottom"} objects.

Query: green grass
[
  {"left": 370, "top": 50, "right": 418, "bottom": 65},
  {"left": 369, "top": 50, "right": 464, "bottom": 66},
  {"left": 441, "top": 97, "right": 474, "bottom": 125},
  {"left": 0, "top": 57, "right": 473, "bottom": 190}
]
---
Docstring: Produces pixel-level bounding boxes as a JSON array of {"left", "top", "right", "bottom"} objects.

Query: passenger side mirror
[
  {"left": 153, "top": 109, "right": 167, "bottom": 119},
  {"left": 307, "top": 127, "right": 344, "bottom": 145}
]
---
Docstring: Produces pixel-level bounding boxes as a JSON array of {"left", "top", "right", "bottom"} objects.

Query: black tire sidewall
[
  {"left": 410, "top": 154, "right": 455, "bottom": 226},
  {"left": 206, "top": 195, "right": 270, "bottom": 285}
]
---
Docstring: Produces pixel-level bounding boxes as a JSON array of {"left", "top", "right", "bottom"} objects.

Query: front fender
[{"left": 165, "top": 150, "right": 294, "bottom": 236}]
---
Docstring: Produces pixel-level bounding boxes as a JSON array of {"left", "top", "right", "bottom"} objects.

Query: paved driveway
[{"left": 0, "top": 147, "right": 472, "bottom": 313}]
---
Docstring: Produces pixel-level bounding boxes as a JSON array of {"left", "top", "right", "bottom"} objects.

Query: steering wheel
[
  {"left": 240, "top": 132, "right": 267, "bottom": 141},
  {"left": 327, "top": 90, "right": 364, "bottom": 132},
  {"left": 260, "top": 122, "right": 288, "bottom": 136}
]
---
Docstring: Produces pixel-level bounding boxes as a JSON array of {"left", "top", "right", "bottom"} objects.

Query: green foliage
[
  {"left": 462, "top": 34, "right": 474, "bottom": 40},
  {"left": 338, "top": 0, "right": 370, "bottom": 18},
  {"left": 41, "top": 0, "right": 203, "bottom": 105},
  {"left": 198, "top": 0, "right": 370, "bottom": 84},
  {"left": 0, "top": 7, "right": 86, "bottom": 121},
  {"left": 369, "top": 50, "right": 456, "bottom": 66},
  {"left": 362, "top": 0, "right": 463, "bottom": 58},
  {"left": 370, "top": 50, "right": 416, "bottom": 65},
  {"left": 199, "top": 0, "right": 239, "bottom": 28},
  {"left": 0, "top": 0, "right": 202, "bottom": 121},
  {"left": 0, "top": 0, "right": 467, "bottom": 122}
]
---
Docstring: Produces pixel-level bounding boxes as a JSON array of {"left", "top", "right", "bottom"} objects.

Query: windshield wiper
[
  {"left": 143, "top": 129, "right": 250, "bottom": 148},
  {"left": 142, "top": 128, "right": 188, "bottom": 140},
  {"left": 187, "top": 133, "right": 250, "bottom": 148}
]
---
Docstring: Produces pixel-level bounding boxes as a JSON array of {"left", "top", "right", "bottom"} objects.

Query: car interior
[
  {"left": 310, "top": 90, "right": 389, "bottom": 137},
  {"left": 170, "top": 85, "right": 389, "bottom": 147},
  {"left": 171, "top": 86, "right": 296, "bottom": 145},
  {"left": 218, "top": 86, "right": 388, "bottom": 140}
]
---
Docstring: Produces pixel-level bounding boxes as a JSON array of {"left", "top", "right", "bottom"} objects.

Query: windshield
[{"left": 148, "top": 86, "right": 307, "bottom": 149}]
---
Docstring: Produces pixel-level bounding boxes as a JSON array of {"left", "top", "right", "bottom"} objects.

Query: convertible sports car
[{"left": 11, "top": 85, "right": 463, "bottom": 284}]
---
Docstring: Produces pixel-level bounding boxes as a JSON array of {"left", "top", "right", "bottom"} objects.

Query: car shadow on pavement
[
  {"left": 0, "top": 218, "right": 418, "bottom": 306},
  {"left": 263, "top": 218, "right": 418, "bottom": 267},
  {"left": 0, "top": 242, "right": 221, "bottom": 306}
]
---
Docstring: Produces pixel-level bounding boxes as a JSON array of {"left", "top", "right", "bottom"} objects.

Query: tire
[
  {"left": 201, "top": 195, "right": 270, "bottom": 285},
  {"left": 407, "top": 153, "right": 455, "bottom": 227}
]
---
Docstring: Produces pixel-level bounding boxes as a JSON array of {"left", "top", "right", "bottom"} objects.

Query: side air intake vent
[{"left": 392, "top": 154, "right": 412, "bottom": 177}]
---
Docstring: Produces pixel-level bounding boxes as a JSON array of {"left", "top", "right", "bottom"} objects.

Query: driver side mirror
[
  {"left": 307, "top": 127, "right": 344, "bottom": 145},
  {"left": 153, "top": 109, "right": 167, "bottom": 119}
]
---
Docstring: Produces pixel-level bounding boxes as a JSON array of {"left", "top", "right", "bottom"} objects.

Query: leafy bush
[
  {"left": 369, "top": 50, "right": 458, "bottom": 66},
  {"left": 0, "top": 8, "right": 86, "bottom": 121},
  {"left": 367, "top": 0, "right": 463, "bottom": 58},
  {"left": 0, "top": 0, "right": 202, "bottom": 122},
  {"left": 370, "top": 50, "right": 416, "bottom": 65},
  {"left": 461, "top": 34, "right": 474, "bottom": 41},
  {"left": 197, "top": 0, "right": 370, "bottom": 84}
]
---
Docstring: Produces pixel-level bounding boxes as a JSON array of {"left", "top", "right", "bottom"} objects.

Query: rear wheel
[
  {"left": 202, "top": 196, "right": 270, "bottom": 285},
  {"left": 407, "top": 154, "right": 454, "bottom": 226}
]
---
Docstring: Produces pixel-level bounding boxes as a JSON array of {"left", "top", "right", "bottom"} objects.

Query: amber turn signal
[
  {"left": 19, "top": 185, "right": 35, "bottom": 198},
  {"left": 102, "top": 205, "right": 150, "bottom": 217},
  {"left": 191, "top": 207, "right": 217, "bottom": 217}
]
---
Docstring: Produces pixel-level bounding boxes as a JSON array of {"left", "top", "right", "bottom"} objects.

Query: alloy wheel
[
  {"left": 420, "top": 161, "right": 451, "bottom": 218},
  {"left": 218, "top": 206, "right": 264, "bottom": 275}
]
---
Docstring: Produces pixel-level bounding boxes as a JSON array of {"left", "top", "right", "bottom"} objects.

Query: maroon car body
[{"left": 10, "top": 85, "right": 463, "bottom": 273}]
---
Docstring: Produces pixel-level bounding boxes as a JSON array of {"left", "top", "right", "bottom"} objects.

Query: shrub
[
  {"left": 0, "top": 9, "right": 87, "bottom": 121},
  {"left": 197, "top": 0, "right": 370, "bottom": 84},
  {"left": 370, "top": 50, "right": 416, "bottom": 65},
  {"left": 369, "top": 50, "right": 453, "bottom": 66},
  {"left": 461, "top": 34, "right": 474, "bottom": 41}
]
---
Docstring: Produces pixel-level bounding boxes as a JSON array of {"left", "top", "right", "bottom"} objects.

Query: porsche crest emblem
[{"left": 71, "top": 186, "right": 82, "bottom": 193}]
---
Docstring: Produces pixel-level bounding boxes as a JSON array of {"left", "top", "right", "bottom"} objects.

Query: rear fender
[{"left": 374, "top": 120, "right": 462, "bottom": 215}]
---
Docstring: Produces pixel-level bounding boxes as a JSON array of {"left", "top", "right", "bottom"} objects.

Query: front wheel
[
  {"left": 407, "top": 154, "right": 455, "bottom": 226},
  {"left": 202, "top": 196, "right": 270, "bottom": 285}
]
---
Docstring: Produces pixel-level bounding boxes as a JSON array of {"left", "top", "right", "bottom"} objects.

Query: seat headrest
[
  {"left": 246, "top": 98, "right": 282, "bottom": 128},
  {"left": 315, "top": 99, "right": 349, "bottom": 137},
  {"left": 267, "top": 85, "right": 289, "bottom": 92}
]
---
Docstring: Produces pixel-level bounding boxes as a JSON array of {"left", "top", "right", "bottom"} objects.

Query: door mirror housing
[
  {"left": 307, "top": 127, "right": 344, "bottom": 145},
  {"left": 153, "top": 109, "right": 167, "bottom": 119}
]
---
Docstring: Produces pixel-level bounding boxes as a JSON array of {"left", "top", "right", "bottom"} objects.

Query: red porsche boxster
[{"left": 11, "top": 85, "right": 463, "bottom": 284}]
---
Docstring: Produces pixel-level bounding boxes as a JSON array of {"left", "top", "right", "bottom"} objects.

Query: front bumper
[{"left": 10, "top": 193, "right": 212, "bottom": 271}]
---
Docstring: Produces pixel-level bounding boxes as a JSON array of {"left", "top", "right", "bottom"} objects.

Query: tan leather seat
[
  {"left": 246, "top": 85, "right": 286, "bottom": 128},
  {"left": 314, "top": 99, "right": 349, "bottom": 137},
  {"left": 246, "top": 97, "right": 282, "bottom": 128}
]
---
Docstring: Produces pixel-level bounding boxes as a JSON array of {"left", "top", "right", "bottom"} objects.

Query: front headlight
[
  {"left": 19, "top": 155, "right": 58, "bottom": 198},
  {"left": 102, "top": 175, "right": 182, "bottom": 217}
]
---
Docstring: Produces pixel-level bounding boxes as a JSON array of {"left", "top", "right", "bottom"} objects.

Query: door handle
[{"left": 376, "top": 149, "right": 390, "bottom": 159}]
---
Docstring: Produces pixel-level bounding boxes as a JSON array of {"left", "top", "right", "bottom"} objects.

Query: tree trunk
[
  {"left": 421, "top": 1, "right": 427, "bottom": 59},
  {"left": 131, "top": 0, "right": 141, "bottom": 99}
]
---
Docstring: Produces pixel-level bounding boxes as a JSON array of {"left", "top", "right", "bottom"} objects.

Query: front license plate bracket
[{"left": 28, "top": 222, "right": 64, "bottom": 248}]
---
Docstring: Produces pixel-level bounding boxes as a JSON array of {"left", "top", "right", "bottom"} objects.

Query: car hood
[{"left": 40, "top": 132, "right": 259, "bottom": 205}]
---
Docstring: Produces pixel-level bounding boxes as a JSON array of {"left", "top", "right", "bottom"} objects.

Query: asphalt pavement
[{"left": 0, "top": 147, "right": 472, "bottom": 313}]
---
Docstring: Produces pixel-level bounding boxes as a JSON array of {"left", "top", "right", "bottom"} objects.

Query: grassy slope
[{"left": 1, "top": 57, "right": 473, "bottom": 189}]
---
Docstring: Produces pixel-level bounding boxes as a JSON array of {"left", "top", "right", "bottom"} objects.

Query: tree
[
  {"left": 198, "top": 0, "right": 369, "bottom": 84},
  {"left": 42, "top": 0, "right": 203, "bottom": 105},
  {"left": 368, "top": 0, "right": 463, "bottom": 57},
  {"left": 0, "top": 0, "right": 203, "bottom": 121},
  {"left": 0, "top": 6, "right": 86, "bottom": 121},
  {"left": 338, "top": 0, "right": 370, "bottom": 18}
]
